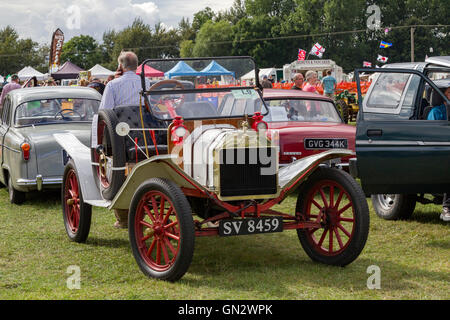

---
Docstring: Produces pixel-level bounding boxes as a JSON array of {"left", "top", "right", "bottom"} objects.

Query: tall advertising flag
[
  {"left": 49, "top": 28, "right": 64, "bottom": 73},
  {"left": 298, "top": 49, "right": 306, "bottom": 61}
]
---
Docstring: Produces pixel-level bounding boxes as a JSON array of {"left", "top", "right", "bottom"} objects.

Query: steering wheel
[
  {"left": 148, "top": 80, "right": 186, "bottom": 117},
  {"left": 54, "top": 109, "right": 83, "bottom": 120}
]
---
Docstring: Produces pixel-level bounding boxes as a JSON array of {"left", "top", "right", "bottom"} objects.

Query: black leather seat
[{"left": 112, "top": 104, "right": 168, "bottom": 161}]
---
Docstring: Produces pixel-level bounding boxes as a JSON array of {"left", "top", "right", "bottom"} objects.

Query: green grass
[{"left": 0, "top": 187, "right": 448, "bottom": 300}]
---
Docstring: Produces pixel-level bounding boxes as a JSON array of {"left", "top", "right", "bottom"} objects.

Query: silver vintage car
[{"left": 0, "top": 86, "right": 101, "bottom": 203}]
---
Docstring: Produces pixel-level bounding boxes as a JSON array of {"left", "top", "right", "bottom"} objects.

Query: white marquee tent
[
  {"left": 89, "top": 64, "right": 115, "bottom": 79},
  {"left": 240, "top": 68, "right": 277, "bottom": 83},
  {"left": 17, "top": 66, "right": 47, "bottom": 81}
]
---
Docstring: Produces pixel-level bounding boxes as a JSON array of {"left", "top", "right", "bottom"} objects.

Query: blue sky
[{"left": 0, "top": 0, "right": 235, "bottom": 44}]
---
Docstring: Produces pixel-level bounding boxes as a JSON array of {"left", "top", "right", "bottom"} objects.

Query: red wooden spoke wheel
[
  {"left": 62, "top": 159, "right": 92, "bottom": 243},
  {"left": 129, "top": 178, "right": 194, "bottom": 281},
  {"left": 296, "top": 167, "right": 369, "bottom": 266},
  {"left": 303, "top": 180, "right": 355, "bottom": 255},
  {"left": 64, "top": 169, "right": 80, "bottom": 233},
  {"left": 135, "top": 190, "right": 181, "bottom": 272}
]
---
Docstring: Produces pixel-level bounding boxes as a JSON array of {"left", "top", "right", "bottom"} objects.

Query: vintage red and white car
[
  {"left": 262, "top": 89, "right": 356, "bottom": 169},
  {"left": 55, "top": 57, "right": 369, "bottom": 281}
]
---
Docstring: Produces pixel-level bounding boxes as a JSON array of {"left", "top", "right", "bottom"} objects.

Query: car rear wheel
[
  {"left": 371, "top": 194, "right": 416, "bottom": 220},
  {"left": 62, "top": 160, "right": 92, "bottom": 243},
  {"left": 296, "top": 167, "right": 369, "bottom": 266},
  {"left": 128, "top": 178, "right": 195, "bottom": 281},
  {"left": 8, "top": 175, "right": 25, "bottom": 204}
]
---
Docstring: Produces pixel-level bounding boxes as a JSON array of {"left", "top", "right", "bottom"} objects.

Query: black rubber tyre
[
  {"left": 91, "top": 109, "right": 126, "bottom": 200},
  {"left": 296, "top": 167, "right": 369, "bottom": 266},
  {"left": 129, "top": 178, "right": 195, "bottom": 282},
  {"left": 62, "top": 159, "right": 92, "bottom": 243},
  {"left": 8, "top": 174, "right": 25, "bottom": 204},
  {"left": 371, "top": 194, "right": 416, "bottom": 220},
  {"left": 336, "top": 99, "right": 349, "bottom": 124}
]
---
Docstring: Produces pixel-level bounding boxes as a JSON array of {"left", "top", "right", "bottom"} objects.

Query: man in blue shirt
[
  {"left": 100, "top": 51, "right": 150, "bottom": 109},
  {"left": 99, "top": 51, "right": 150, "bottom": 228},
  {"left": 321, "top": 70, "right": 337, "bottom": 99},
  {"left": 427, "top": 87, "right": 450, "bottom": 120},
  {"left": 426, "top": 86, "right": 450, "bottom": 221}
]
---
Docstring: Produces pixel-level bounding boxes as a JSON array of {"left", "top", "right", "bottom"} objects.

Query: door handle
[{"left": 367, "top": 129, "right": 382, "bottom": 137}]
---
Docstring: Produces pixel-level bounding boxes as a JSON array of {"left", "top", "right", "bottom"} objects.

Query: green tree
[
  {"left": 192, "top": 20, "right": 233, "bottom": 57},
  {"left": 180, "top": 40, "right": 195, "bottom": 57},
  {"left": 245, "top": 0, "right": 296, "bottom": 17},
  {"left": 109, "top": 18, "right": 180, "bottom": 66},
  {"left": 231, "top": 15, "right": 290, "bottom": 67},
  {"left": 60, "top": 35, "right": 102, "bottom": 70},
  {"left": 192, "top": 7, "right": 216, "bottom": 32},
  {"left": 100, "top": 29, "right": 117, "bottom": 70},
  {"left": 0, "top": 26, "right": 43, "bottom": 76},
  {"left": 178, "top": 17, "right": 196, "bottom": 41}
]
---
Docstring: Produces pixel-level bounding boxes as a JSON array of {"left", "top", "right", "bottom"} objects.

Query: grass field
[{"left": 0, "top": 187, "right": 448, "bottom": 300}]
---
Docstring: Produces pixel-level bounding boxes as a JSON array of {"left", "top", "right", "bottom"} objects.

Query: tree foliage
[
  {"left": 60, "top": 35, "right": 102, "bottom": 70},
  {"left": 0, "top": 26, "right": 45, "bottom": 76},
  {"left": 1, "top": 0, "right": 448, "bottom": 76}
]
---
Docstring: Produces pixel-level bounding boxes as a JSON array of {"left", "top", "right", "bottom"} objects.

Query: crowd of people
[{"left": 261, "top": 69, "right": 338, "bottom": 99}]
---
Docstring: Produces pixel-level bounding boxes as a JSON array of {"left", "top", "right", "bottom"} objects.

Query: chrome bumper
[
  {"left": 16, "top": 175, "right": 62, "bottom": 191},
  {"left": 279, "top": 159, "right": 351, "bottom": 170}
]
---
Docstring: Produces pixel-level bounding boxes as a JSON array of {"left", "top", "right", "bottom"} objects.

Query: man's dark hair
[{"left": 327, "top": 70, "right": 332, "bottom": 75}]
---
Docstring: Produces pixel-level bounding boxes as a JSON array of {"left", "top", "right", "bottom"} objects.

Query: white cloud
[{"left": 0, "top": 0, "right": 235, "bottom": 44}]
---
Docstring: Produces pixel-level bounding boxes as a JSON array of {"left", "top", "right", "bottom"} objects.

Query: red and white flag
[
  {"left": 377, "top": 55, "right": 388, "bottom": 63},
  {"left": 363, "top": 61, "right": 372, "bottom": 67},
  {"left": 298, "top": 49, "right": 306, "bottom": 61},
  {"left": 310, "top": 43, "right": 325, "bottom": 58}
]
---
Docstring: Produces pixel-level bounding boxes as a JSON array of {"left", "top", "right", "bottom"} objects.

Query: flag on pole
[
  {"left": 298, "top": 49, "right": 306, "bottom": 61},
  {"left": 310, "top": 43, "right": 325, "bottom": 58},
  {"left": 379, "top": 41, "right": 392, "bottom": 48},
  {"left": 363, "top": 61, "right": 372, "bottom": 67},
  {"left": 377, "top": 54, "right": 388, "bottom": 63}
]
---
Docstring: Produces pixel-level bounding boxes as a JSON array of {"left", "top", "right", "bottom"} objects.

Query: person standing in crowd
[
  {"left": 99, "top": 51, "right": 150, "bottom": 229},
  {"left": 261, "top": 75, "right": 273, "bottom": 88},
  {"left": 321, "top": 70, "right": 337, "bottom": 99},
  {"left": 0, "top": 74, "right": 21, "bottom": 105},
  {"left": 100, "top": 51, "right": 150, "bottom": 110},
  {"left": 291, "top": 73, "right": 304, "bottom": 90},
  {"left": 105, "top": 75, "right": 114, "bottom": 84},
  {"left": 303, "top": 70, "right": 319, "bottom": 93},
  {"left": 88, "top": 77, "right": 105, "bottom": 95}
]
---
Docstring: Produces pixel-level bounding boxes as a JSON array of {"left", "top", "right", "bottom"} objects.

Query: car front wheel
[
  {"left": 129, "top": 178, "right": 195, "bottom": 281},
  {"left": 371, "top": 194, "right": 416, "bottom": 220},
  {"left": 296, "top": 167, "right": 369, "bottom": 267}
]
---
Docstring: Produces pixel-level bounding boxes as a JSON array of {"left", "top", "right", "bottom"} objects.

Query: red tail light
[{"left": 21, "top": 142, "right": 31, "bottom": 161}]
